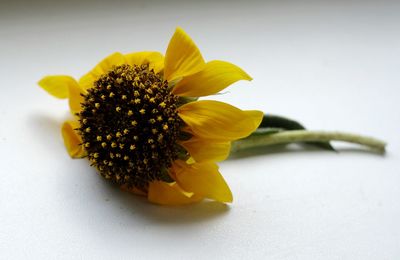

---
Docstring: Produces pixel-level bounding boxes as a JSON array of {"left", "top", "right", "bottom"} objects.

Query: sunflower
[{"left": 38, "top": 27, "right": 263, "bottom": 205}]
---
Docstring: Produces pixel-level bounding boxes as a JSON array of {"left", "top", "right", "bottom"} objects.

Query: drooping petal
[
  {"left": 174, "top": 161, "right": 233, "bottom": 203},
  {"left": 125, "top": 51, "right": 164, "bottom": 73},
  {"left": 178, "top": 100, "right": 263, "bottom": 141},
  {"left": 38, "top": 75, "right": 77, "bottom": 99},
  {"left": 79, "top": 52, "right": 126, "bottom": 90},
  {"left": 68, "top": 83, "right": 86, "bottom": 115},
  {"left": 148, "top": 181, "right": 203, "bottom": 206},
  {"left": 172, "top": 60, "right": 252, "bottom": 97},
  {"left": 164, "top": 27, "right": 205, "bottom": 82},
  {"left": 180, "top": 136, "right": 231, "bottom": 162},
  {"left": 38, "top": 75, "right": 86, "bottom": 114},
  {"left": 61, "top": 120, "right": 86, "bottom": 158}
]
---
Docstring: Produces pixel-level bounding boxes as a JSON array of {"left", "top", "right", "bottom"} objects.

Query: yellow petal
[
  {"left": 148, "top": 181, "right": 203, "bottom": 206},
  {"left": 178, "top": 100, "right": 263, "bottom": 141},
  {"left": 61, "top": 120, "right": 86, "bottom": 158},
  {"left": 38, "top": 75, "right": 86, "bottom": 114},
  {"left": 38, "top": 75, "right": 78, "bottom": 99},
  {"left": 164, "top": 27, "right": 205, "bottom": 82},
  {"left": 79, "top": 52, "right": 126, "bottom": 90},
  {"left": 125, "top": 51, "right": 164, "bottom": 73},
  {"left": 172, "top": 60, "right": 252, "bottom": 97},
  {"left": 68, "top": 82, "right": 86, "bottom": 115},
  {"left": 180, "top": 136, "right": 231, "bottom": 162},
  {"left": 174, "top": 161, "right": 233, "bottom": 203}
]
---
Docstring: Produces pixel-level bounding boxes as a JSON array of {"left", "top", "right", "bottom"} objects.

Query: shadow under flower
[
  {"left": 96, "top": 176, "right": 231, "bottom": 226},
  {"left": 29, "top": 113, "right": 231, "bottom": 226},
  {"left": 27, "top": 113, "right": 63, "bottom": 148}
]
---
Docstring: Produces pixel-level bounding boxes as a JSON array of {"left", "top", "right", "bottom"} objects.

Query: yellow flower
[{"left": 38, "top": 27, "right": 263, "bottom": 205}]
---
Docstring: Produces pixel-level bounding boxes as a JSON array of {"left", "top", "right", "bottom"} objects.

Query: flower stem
[{"left": 231, "top": 130, "right": 386, "bottom": 154}]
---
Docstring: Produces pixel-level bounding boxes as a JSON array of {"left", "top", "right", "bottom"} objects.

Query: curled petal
[
  {"left": 180, "top": 136, "right": 231, "bottom": 162},
  {"left": 172, "top": 60, "right": 252, "bottom": 97},
  {"left": 61, "top": 120, "right": 86, "bottom": 158},
  {"left": 38, "top": 75, "right": 77, "bottom": 99},
  {"left": 148, "top": 181, "right": 203, "bottom": 206},
  {"left": 164, "top": 27, "right": 205, "bottom": 82},
  {"left": 79, "top": 52, "right": 126, "bottom": 90},
  {"left": 38, "top": 75, "right": 85, "bottom": 114},
  {"left": 178, "top": 100, "right": 263, "bottom": 141},
  {"left": 68, "top": 83, "right": 86, "bottom": 115},
  {"left": 174, "top": 161, "right": 233, "bottom": 203},
  {"left": 125, "top": 51, "right": 164, "bottom": 73}
]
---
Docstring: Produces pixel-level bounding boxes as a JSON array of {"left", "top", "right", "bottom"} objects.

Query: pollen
[{"left": 78, "top": 64, "right": 183, "bottom": 190}]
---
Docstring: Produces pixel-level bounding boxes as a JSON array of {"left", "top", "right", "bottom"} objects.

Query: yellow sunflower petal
[
  {"left": 68, "top": 83, "right": 86, "bottom": 115},
  {"left": 125, "top": 51, "right": 164, "bottom": 73},
  {"left": 61, "top": 120, "right": 86, "bottom": 158},
  {"left": 79, "top": 52, "right": 126, "bottom": 90},
  {"left": 180, "top": 136, "right": 231, "bottom": 162},
  {"left": 38, "top": 75, "right": 85, "bottom": 114},
  {"left": 178, "top": 100, "right": 263, "bottom": 141},
  {"left": 38, "top": 75, "right": 77, "bottom": 99},
  {"left": 164, "top": 27, "right": 205, "bottom": 82},
  {"left": 148, "top": 181, "right": 203, "bottom": 206},
  {"left": 174, "top": 161, "right": 233, "bottom": 203},
  {"left": 172, "top": 60, "right": 252, "bottom": 97}
]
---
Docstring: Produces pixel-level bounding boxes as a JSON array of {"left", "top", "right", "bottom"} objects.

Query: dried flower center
[{"left": 78, "top": 64, "right": 183, "bottom": 190}]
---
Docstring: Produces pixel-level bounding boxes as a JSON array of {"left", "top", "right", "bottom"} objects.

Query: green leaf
[{"left": 258, "top": 114, "right": 336, "bottom": 151}]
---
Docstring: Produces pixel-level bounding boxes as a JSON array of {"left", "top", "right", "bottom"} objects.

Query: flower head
[{"left": 38, "top": 27, "right": 263, "bottom": 205}]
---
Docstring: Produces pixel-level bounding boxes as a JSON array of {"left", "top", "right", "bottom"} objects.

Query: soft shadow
[
  {"left": 30, "top": 112, "right": 230, "bottom": 225},
  {"left": 331, "top": 147, "right": 388, "bottom": 157},
  {"left": 96, "top": 176, "right": 231, "bottom": 225},
  {"left": 27, "top": 113, "right": 64, "bottom": 149}
]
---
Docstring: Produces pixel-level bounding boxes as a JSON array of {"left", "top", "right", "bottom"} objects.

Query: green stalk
[{"left": 231, "top": 130, "right": 386, "bottom": 154}]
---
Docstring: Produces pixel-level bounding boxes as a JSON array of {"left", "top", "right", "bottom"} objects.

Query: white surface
[{"left": 1, "top": 0, "right": 399, "bottom": 259}]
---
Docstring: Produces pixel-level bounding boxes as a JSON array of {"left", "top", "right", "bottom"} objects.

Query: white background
[{"left": 1, "top": 0, "right": 399, "bottom": 259}]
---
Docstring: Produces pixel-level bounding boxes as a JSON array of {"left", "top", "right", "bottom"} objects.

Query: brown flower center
[{"left": 78, "top": 64, "right": 184, "bottom": 190}]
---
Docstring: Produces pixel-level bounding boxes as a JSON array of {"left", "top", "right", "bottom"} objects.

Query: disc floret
[{"left": 78, "top": 64, "right": 183, "bottom": 190}]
